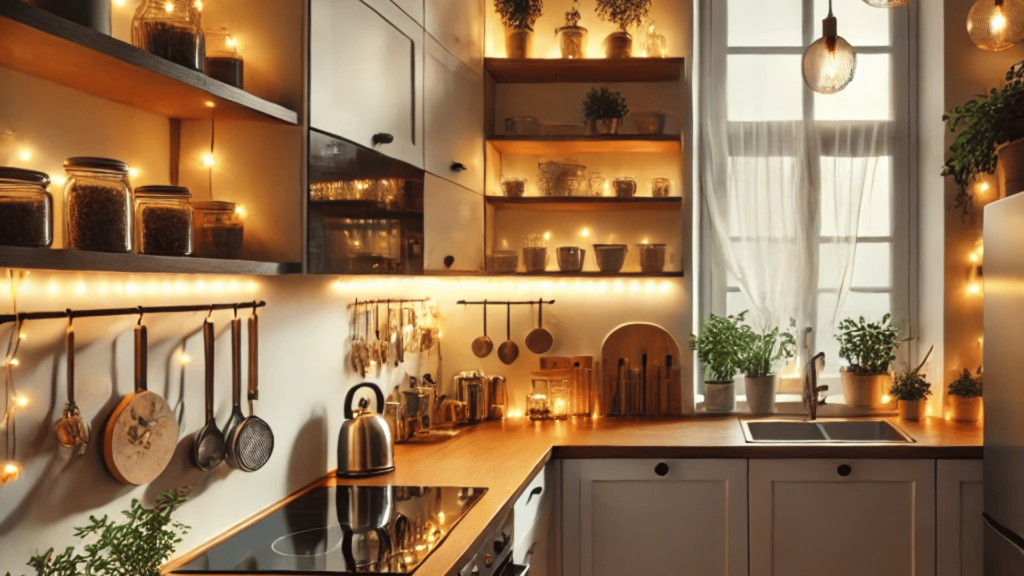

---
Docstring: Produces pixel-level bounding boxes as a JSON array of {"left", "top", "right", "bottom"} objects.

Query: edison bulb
[
  {"left": 803, "top": 33, "right": 856, "bottom": 94},
  {"left": 967, "top": 0, "right": 1024, "bottom": 51}
]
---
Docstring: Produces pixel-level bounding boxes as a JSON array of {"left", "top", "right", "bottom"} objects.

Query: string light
[
  {"left": 202, "top": 154, "right": 215, "bottom": 167},
  {"left": 18, "top": 333, "right": 25, "bottom": 341},
  {"left": 194, "top": 0, "right": 203, "bottom": 11},
  {"left": 129, "top": 167, "right": 139, "bottom": 178},
  {"left": 179, "top": 353, "right": 192, "bottom": 365},
  {"left": 581, "top": 228, "right": 590, "bottom": 237},
  {"left": 0, "top": 462, "right": 21, "bottom": 486},
  {"left": 8, "top": 359, "right": 19, "bottom": 367},
  {"left": 18, "top": 150, "right": 30, "bottom": 161},
  {"left": 234, "top": 205, "right": 247, "bottom": 218},
  {"left": 165, "top": 1, "right": 174, "bottom": 12},
  {"left": 113, "top": 0, "right": 125, "bottom": 5},
  {"left": 882, "top": 394, "right": 891, "bottom": 404},
  {"left": 968, "top": 283, "right": 982, "bottom": 294},
  {"left": 14, "top": 395, "right": 27, "bottom": 407},
  {"left": 205, "top": 101, "right": 215, "bottom": 108}
]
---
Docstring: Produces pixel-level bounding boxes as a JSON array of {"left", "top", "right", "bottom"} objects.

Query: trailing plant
[
  {"left": 949, "top": 367, "right": 984, "bottom": 398},
  {"left": 594, "top": 0, "right": 652, "bottom": 31},
  {"left": 582, "top": 87, "right": 629, "bottom": 121},
  {"left": 5, "top": 487, "right": 191, "bottom": 576},
  {"left": 741, "top": 324, "right": 797, "bottom": 379},
  {"left": 494, "top": 0, "right": 544, "bottom": 31},
  {"left": 835, "top": 313, "right": 901, "bottom": 376},
  {"left": 943, "top": 62, "right": 1024, "bottom": 216},
  {"left": 560, "top": 0, "right": 582, "bottom": 28},
  {"left": 690, "top": 311, "right": 753, "bottom": 383},
  {"left": 889, "top": 346, "right": 934, "bottom": 402}
]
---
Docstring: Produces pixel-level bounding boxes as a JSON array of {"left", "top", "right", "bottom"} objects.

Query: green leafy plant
[
  {"left": 943, "top": 62, "right": 1024, "bottom": 216},
  {"left": 561, "top": 0, "right": 582, "bottom": 27},
  {"left": 741, "top": 324, "right": 797, "bottom": 379},
  {"left": 494, "top": 0, "right": 544, "bottom": 31},
  {"left": 5, "top": 488, "right": 191, "bottom": 576},
  {"left": 835, "top": 313, "right": 901, "bottom": 376},
  {"left": 594, "top": 0, "right": 652, "bottom": 31},
  {"left": 690, "top": 311, "right": 753, "bottom": 383},
  {"left": 582, "top": 87, "right": 629, "bottom": 121},
  {"left": 949, "top": 367, "right": 984, "bottom": 398},
  {"left": 889, "top": 346, "right": 934, "bottom": 402}
]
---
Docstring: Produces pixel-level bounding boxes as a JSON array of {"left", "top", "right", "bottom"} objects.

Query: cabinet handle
[
  {"left": 372, "top": 133, "right": 395, "bottom": 145},
  {"left": 450, "top": 161, "right": 468, "bottom": 172},
  {"left": 525, "top": 485, "right": 543, "bottom": 505},
  {"left": 444, "top": 255, "right": 455, "bottom": 269},
  {"left": 654, "top": 462, "right": 669, "bottom": 476},
  {"left": 837, "top": 464, "right": 852, "bottom": 477}
]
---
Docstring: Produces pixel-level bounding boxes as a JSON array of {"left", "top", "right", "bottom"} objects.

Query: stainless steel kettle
[{"left": 338, "top": 382, "right": 394, "bottom": 477}]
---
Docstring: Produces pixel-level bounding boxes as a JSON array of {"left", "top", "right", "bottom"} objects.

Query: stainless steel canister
[
  {"left": 454, "top": 371, "right": 490, "bottom": 423},
  {"left": 488, "top": 375, "right": 508, "bottom": 420}
]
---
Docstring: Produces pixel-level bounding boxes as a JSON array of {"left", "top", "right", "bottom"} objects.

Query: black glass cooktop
[{"left": 173, "top": 485, "right": 487, "bottom": 574}]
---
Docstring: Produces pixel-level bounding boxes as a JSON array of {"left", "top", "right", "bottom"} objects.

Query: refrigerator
[{"left": 983, "top": 192, "right": 1024, "bottom": 573}]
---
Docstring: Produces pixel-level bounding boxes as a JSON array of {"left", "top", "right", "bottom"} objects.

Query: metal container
[
  {"left": 383, "top": 401, "right": 412, "bottom": 443},
  {"left": 337, "top": 382, "right": 394, "bottom": 477},
  {"left": 522, "top": 246, "right": 548, "bottom": 273},
  {"left": 488, "top": 375, "right": 508, "bottom": 420},
  {"left": 638, "top": 243, "right": 667, "bottom": 273},
  {"left": 454, "top": 371, "right": 490, "bottom": 423},
  {"left": 593, "top": 244, "right": 629, "bottom": 272},
  {"left": 557, "top": 246, "right": 585, "bottom": 272}
]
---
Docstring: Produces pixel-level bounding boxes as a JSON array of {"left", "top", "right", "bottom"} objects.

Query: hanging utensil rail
[
  {"left": 457, "top": 300, "right": 555, "bottom": 306},
  {"left": 346, "top": 298, "right": 431, "bottom": 308},
  {"left": 0, "top": 301, "right": 267, "bottom": 325}
]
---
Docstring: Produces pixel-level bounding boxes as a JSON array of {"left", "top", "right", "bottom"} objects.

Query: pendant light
[
  {"left": 967, "top": 0, "right": 1024, "bottom": 51},
  {"left": 803, "top": 0, "right": 857, "bottom": 95},
  {"left": 862, "top": 0, "right": 913, "bottom": 6}
]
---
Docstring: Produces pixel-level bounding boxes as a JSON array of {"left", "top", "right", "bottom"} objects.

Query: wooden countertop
[{"left": 165, "top": 416, "right": 982, "bottom": 576}]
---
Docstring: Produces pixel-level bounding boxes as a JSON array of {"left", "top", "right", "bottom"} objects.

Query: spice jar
[
  {"left": 63, "top": 158, "right": 133, "bottom": 253},
  {"left": 191, "top": 201, "right": 243, "bottom": 259},
  {"left": 135, "top": 186, "right": 193, "bottom": 255},
  {"left": 0, "top": 168, "right": 53, "bottom": 248},
  {"left": 204, "top": 27, "right": 243, "bottom": 88},
  {"left": 132, "top": 0, "right": 205, "bottom": 72},
  {"left": 613, "top": 177, "right": 638, "bottom": 198}
]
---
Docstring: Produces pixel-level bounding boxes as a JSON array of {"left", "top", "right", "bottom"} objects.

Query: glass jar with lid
[
  {"left": 132, "top": 0, "right": 205, "bottom": 72},
  {"left": 204, "top": 27, "right": 243, "bottom": 88},
  {"left": 191, "top": 201, "right": 243, "bottom": 259},
  {"left": 63, "top": 157, "right": 133, "bottom": 253},
  {"left": 135, "top": 185, "right": 193, "bottom": 255},
  {"left": 0, "top": 167, "right": 53, "bottom": 248}
]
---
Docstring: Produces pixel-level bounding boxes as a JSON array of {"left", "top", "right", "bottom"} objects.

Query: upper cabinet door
[
  {"left": 424, "top": 36, "right": 483, "bottom": 193},
  {"left": 390, "top": 0, "right": 423, "bottom": 24},
  {"left": 425, "top": 0, "right": 483, "bottom": 73},
  {"left": 310, "top": 0, "right": 424, "bottom": 169}
]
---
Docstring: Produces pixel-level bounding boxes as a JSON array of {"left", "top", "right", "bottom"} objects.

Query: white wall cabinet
[
  {"left": 423, "top": 174, "right": 483, "bottom": 273},
  {"left": 425, "top": 0, "right": 484, "bottom": 74},
  {"left": 937, "top": 460, "right": 984, "bottom": 576},
  {"left": 310, "top": 0, "right": 424, "bottom": 168},
  {"left": 424, "top": 36, "right": 484, "bottom": 193},
  {"left": 749, "top": 459, "right": 936, "bottom": 576},
  {"left": 562, "top": 459, "right": 748, "bottom": 576}
]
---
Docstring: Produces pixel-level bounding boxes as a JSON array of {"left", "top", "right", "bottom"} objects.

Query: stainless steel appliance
[
  {"left": 458, "top": 508, "right": 528, "bottom": 576},
  {"left": 455, "top": 371, "right": 490, "bottom": 423},
  {"left": 489, "top": 375, "right": 508, "bottom": 420},
  {"left": 337, "top": 382, "right": 394, "bottom": 477}
]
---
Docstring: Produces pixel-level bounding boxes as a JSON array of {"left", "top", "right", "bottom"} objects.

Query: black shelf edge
[{"left": 0, "top": 247, "right": 301, "bottom": 275}]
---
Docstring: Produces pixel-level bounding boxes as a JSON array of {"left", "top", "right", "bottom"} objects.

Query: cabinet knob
[
  {"left": 372, "top": 132, "right": 395, "bottom": 145},
  {"left": 837, "top": 464, "right": 853, "bottom": 477},
  {"left": 654, "top": 462, "right": 669, "bottom": 476},
  {"left": 444, "top": 255, "right": 455, "bottom": 269},
  {"left": 450, "top": 161, "right": 468, "bottom": 172}
]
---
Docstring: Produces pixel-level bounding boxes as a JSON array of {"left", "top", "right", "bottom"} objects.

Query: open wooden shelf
[
  {"left": 488, "top": 135, "right": 681, "bottom": 156},
  {"left": 0, "top": 247, "right": 301, "bottom": 275},
  {"left": 0, "top": 0, "right": 298, "bottom": 124},
  {"left": 485, "top": 57, "right": 685, "bottom": 84},
  {"left": 486, "top": 196, "right": 682, "bottom": 212},
  {"left": 495, "top": 271, "right": 685, "bottom": 278}
]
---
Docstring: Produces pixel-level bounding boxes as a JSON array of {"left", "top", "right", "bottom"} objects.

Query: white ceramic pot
[
  {"left": 997, "top": 137, "right": 1024, "bottom": 197},
  {"left": 745, "top": 375, "right": 778, "bottom": 415},
  {"left": 504, "top": 27, "right": 533, "bottom": 58},
  {"left": 898, "top": 399, "right": 927, "bottom": 421},
  {"left": 841, "top": 370, "right": 890, "bottom": 407},
  {"left": 705, "top": 382, "right": 736, "bottom": 413},
  {"left": 949, "top": 395, "right": 982, "bottom": 422}
]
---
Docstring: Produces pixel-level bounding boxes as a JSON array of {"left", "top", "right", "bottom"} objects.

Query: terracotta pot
[
  {"left": 505, "top": 27, "right": 534, "bottom": 58},
  {"left": 997, "top": 137, "right": 1024, "bottom": 197},
  {"left": 557, "top": 25, "right": 588, "bottom": 59},
  {"left": 745, "top": 375, "right": 778, "bottom": 415},
  {"left": 591, "top": 118, "right": 622, "bottom": 135},
  {"left": 705, "top": 382, "right": 736, "bottom": 413},
  {"left": 949, "top": 395, "right": 982, "bottom": 422},
  {"left": 840, "top": 370, "right": 890, "bottom": 407},
  {"left": 603, "top": 30, "right": 632, "bottom": 59},
  {"left": 898, "top": 399, "right": 927, "bottom": 421}
]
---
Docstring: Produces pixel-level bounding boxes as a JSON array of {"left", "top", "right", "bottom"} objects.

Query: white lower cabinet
[
  {"left": 423, "top": 174, "right": 483, "bottom": 273},
  {"left": 514, "top": 463, "right": 558, "bottom": 575},
  {"left": 937, "top": 460, "right": 984, "bottom": 576},
  {"left": 562, "top": 459, "right": 748, "bottom": 576},
  {"left": 749, "top": 459, "right": 936, "bottom": 576}
]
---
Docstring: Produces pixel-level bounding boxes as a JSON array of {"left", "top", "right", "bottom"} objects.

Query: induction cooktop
[{"left": 172, "top": 484, "right": 487, "bottom": 575}]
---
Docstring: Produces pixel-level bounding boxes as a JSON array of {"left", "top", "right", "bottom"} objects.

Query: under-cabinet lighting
[
  {"left": 205, "top": 101, "right": 215, "bottom": 108},
  {"left": 114, "top": 0, "right": 125, "bottom": 5},
  {"left": 543, "top": 232, "right": 551, "bottom": 241},
  {"left": 14, "top": 395, "right": 27, "bottom": 406}
]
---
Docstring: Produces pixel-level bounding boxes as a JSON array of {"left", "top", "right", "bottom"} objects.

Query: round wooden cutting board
[{"left": 104, "top": 390, "right": 178, "bottom": 486}]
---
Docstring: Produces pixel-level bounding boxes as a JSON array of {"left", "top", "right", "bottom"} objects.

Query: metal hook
[
  {"left": 252, "top": 300, "right": 258, "bottom": 316},
  {"left": 137, "top": 306, "right": 144, "bottom": 326},
  {"left": 66, "top": 309, "right": 73, "bottom": 329},
  {"left": 207, "top": 304, "right": 215, "bottom": 319}
]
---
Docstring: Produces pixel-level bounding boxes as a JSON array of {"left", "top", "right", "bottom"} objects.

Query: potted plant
[
  {"left": 948, "top": 367, "right": 983, "bottom": 422},
  {"left": 690, "top": 311, "right": 752, "bottom": 413},
  {"left": 835, "top": 313, "right": 901, "bottom": 407},
  {"left": 556, "top": 1, "right": 587, "bottom": 59},
  {"left": 740, "top": 324, "right": 797, "bottom": 415},
  {"left": 583, "top": 87, "right": 629, "bottom": 135},
  {"left": 494, "top": 0, "right": 544, "bottom": 58},
  {"left": 943, "top": 62, "right": 1024, "bottom": 216},
  {"left": 594, "top": 0, "right": 652, "bottom": 59},
  {"left": 889, "top": 346, "right": 934, "bottom": 421}
]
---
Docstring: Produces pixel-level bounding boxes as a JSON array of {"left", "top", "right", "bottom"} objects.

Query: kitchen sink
[{"left": 742, "top": 419, "right": 915, "bottom": 443}]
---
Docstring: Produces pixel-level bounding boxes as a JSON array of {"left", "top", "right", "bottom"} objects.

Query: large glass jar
[
  {"left": 191, "top": 201, "right": 243, "bottom": 259},
  {"left": 135, "top": 185, "right": 193, "bottom": 255},
  {"left": 0, "top": 167, "right": 53, "bottom": 248},
  {"left": 132, "top": 0, "right": 205, "bottom": 72},
  {"left": 63, "top": 158, "right": 133, "bottom": 253},
  {"left": 204, "top": 27, "right": 243, "bottom": 88}
]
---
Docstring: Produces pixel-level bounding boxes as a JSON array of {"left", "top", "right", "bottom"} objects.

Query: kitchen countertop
[{"left": 165, "top": 415, "right": 982, "bottom": 576}]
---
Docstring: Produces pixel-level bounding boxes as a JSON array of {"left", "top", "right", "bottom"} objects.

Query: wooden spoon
[
  {"left": 524, "top": 299, "right": 554, "bottom": 354},
  {"left": 471, "top": 299, "right": 493, "bottom": 358},
  {"left": 497, "top": 303, "right": 519, "bottom": 365}
]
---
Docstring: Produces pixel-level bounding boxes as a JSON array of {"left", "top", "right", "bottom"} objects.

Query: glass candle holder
[
  {"left": 549, "top": 378, "right": 571, "bottom": 420},
  {"left": 527, "top": 393, "right": 550, "bottom": 421}
]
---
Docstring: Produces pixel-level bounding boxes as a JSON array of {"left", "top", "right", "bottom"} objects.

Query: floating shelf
[
  {"left": 495, "top": 271, "right": 685, "bottom": 278},
  {"left": 0, "top": 0, "right": 299, "bottom": 124},
  {"left": 0, "top": 247, "right": 301, "bottom": 275},
  {"left": 486, "top": 196, "right": 682, "bottom": 212},
  {"left": 485, "top": 57, "right": 685, "bottom": 84},
  {"left": 488, "top": 135, "right": 681, "bottom": 156}
]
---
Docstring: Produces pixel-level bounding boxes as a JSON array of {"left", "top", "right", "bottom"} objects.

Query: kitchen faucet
[{"left": 803, "top": 352, "right": 828, "bottom": 420}]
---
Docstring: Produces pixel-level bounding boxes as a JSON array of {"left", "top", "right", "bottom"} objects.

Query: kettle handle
[{"left": 345, "top": 382, "right": 386, "bottom": 419}]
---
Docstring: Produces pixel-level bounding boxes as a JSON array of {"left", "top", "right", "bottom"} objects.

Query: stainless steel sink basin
[{"left": 742, "top": 419, "right": 914, "bottom": 443}]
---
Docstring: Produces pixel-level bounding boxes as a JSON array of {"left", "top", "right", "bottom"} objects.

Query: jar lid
[
  {"left": 136, "top": 185, "right": 192, "bottom": 198},
  {"left": 0, "top": 167, "right": 50, "bottom": 187},
  {"left": 191, "top": 200, "right": 237, "bottom": 211},
  {"left": 63, "top": 157, "right": 129, "bottom": 173}
]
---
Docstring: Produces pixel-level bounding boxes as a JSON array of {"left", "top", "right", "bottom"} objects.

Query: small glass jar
[
  {"left": 63, "top": 157, "right": 133, "bottom": 253},
  {"left": 527, "top": 394, "right": 550, "bottom": 421},
  {"left": 132, "top": 0, "right": 205, "bottom": 72},
  {"left": 204, "top": 27, "right": 244, "bottom": 88},
  {"left": 501, "top": 176, "right": 527, "bottom": 198},
  {"left": 191, "top": 201, "right": 243, "bottom": 259},
  {"left": 650, "top": 177, "right": 672, "bottom": 198},
  {"left": 0, "top": 167, "right": 53, "bottom": 248},
  {"left": 548, "top": 377, "right": 571, "bottom": 420},
  {"left": 613, "top": 177, "right": 638, "bottom": 198},
  {"left": 135, "top": 185, "right": 193, "bottom": 255},
  {"left": 589, "top": 173, "right": 608, "bottom": 197}
]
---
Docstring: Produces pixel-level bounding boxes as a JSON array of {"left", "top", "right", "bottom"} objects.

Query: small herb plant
[
  {"left": 889, "top": 346, "right": 934, "bottom": 402},
  {"left": 835, "top": 313, "right": 901, "bottom": 375},
  {"left": 690, "top": 311, "right": 753, "bottom": 383},
  {"left": 582, "top": 87, "right": 629, "bottom": 121},
  {"left": 741, "top": 324, "right": 797, "bottom": 379},
  {"left": 594, "top": 0, "right": 652, "bottom": 31},
  {"left": 943, "top": 62, "right": 1024, "bottom": 216},
  {"left": 5, "top": 488, "right": 191, "bottom": 576},
  {"left": 561, "top": 1, "right": 582, "bottom": 28},
  {"left": 494, "top": 0, "right": 544, "bottom": 31},
  {"left": 949, "top": 367, "right": 984, "bottom": 398}
]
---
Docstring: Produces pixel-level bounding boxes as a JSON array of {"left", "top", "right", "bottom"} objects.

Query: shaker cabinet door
[
  {"left": 423, "top": 174, "right": 483, "bottom": 273},
  {"left": 424, "top": 35, "right": 484, "bottom": 193},
  {"left": 937, "top": 460, "right": 984, "bottom": 576},
  {"left": 310, "top": 0, "right": 424, "bottom": 168},
  {"left": 425, "top": 0, "right": 483, "bottom": 73}
]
